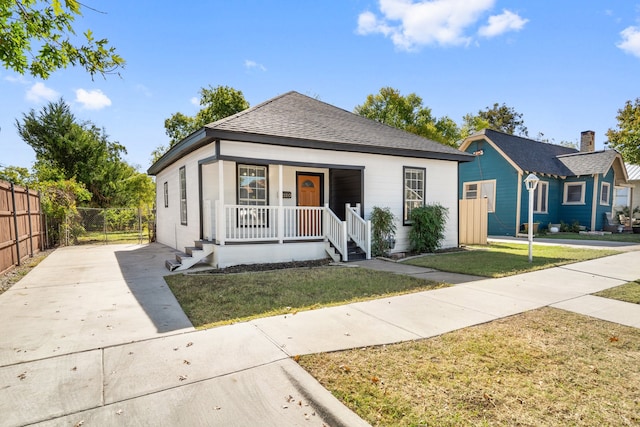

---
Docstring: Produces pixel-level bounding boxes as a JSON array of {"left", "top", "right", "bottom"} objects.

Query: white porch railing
[
  {"left": 324, "top": 204, "right": 348, "bottom": 261},
  {"left": 213, "top": 202, "right": 369, "bottom": 261},
  {"left": 346, "top": 203, "right": 371, "bottom": 260}
]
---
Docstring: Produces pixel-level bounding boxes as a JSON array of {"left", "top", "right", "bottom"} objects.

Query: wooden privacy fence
[
  {"left": 459, "top": 198, "right": 488, "bottom": 245},
  {"left": 0, "top": 180, "right": 44, "bottom": 274}
]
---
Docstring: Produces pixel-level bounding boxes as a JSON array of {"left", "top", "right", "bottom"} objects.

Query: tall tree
[
  {"left": 16, "top": 99, "right": 153, "bottom": 207},
  {"left": 164, "top": 85, "right": 249, "bottom": 146},
  {"left": 606, "top": 98, "right": 640, "bottom": 164},
  {"left": 354, "top": 87, "right": 461, "bottom": 147},
  {"left": 463, "top": 103, "right": 528, "bottom": 137},
  {"left": 0, "top": 0, "right": 124, "bottom": 79}
]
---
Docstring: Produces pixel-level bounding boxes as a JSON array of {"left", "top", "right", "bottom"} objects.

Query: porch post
[
  {"left": 278, "top": 165, "right": 284, "bottom": 243},
  {"left": 217, "top": 160, "right": 225, "bottom": 246}
]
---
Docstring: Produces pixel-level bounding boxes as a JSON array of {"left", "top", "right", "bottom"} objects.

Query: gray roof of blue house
[
  {"left": 476, "top": 129, "right": 623, "bottom": 178},
  {"left": 149, "top": 91, "right": 472, "bottom": 175}
]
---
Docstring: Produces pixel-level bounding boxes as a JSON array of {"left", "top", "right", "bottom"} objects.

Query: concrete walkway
[{"left": 1, "top": 243, "right": 639, "bottom": 426}]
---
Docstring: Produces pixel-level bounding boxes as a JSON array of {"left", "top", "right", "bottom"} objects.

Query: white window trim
[
  {"left": 533, "top": 181, "right": 548, "bottom": 213},
  {"left": 403, "top": 166, "right": 426, "bottom": 224},
  {"left": 563, "top": 181, "right": 586, "bottom": 205},
  {"left": 463, "top": 179, "right": 496, "bottom": 213},
  {"left": 600, "top": 182, "right": 611, "bottom": 206}
]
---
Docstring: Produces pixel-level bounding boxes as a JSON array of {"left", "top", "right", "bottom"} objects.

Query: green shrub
[
  {"left": 409, "top": 204, "right": 448, "bottom": 253},
  {"left": 370, "top": 206, "right": 397, "bottom": 257}
]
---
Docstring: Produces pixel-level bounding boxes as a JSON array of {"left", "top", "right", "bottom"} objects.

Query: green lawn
[
  {"left": 593, "top": 280, "right": 640, "bottom": 304},
  {"left": 165, "top": 266, "right": 446, "bottom": 328},
  {"left": 403, "top": 242, "right": 620, "bottom": 277},
  {"left": 541, "top": 231, "right": 640, "bottom": 243}
]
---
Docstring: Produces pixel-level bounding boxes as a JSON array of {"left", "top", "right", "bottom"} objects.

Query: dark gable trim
[
  {"left": 149, "top": 127, "right": 473, "bottom": 176},
  {"left": 209, "top": 129, "right": 473, "bottom": 162}
]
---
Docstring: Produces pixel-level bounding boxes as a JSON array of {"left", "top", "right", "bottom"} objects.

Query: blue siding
[
  {"left": 559, "top": 176, "right": 594, "bottom": 229},
  {"left": 594, "top": 168, "right": 615, "bottom": 230},
  {"left": 459, "top": 140, "right": 519, "bottom": 235},
  {"left": 519, "top": 177, "right": 563, "bottom": 231}
]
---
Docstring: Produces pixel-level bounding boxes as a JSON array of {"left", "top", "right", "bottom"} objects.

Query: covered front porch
[{"left": 169, "top": 161, "right": 371, "bottom": 270}]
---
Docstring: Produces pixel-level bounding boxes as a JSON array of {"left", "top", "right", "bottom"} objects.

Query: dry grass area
[
  {"left": 0, "top": 249, "right": 54, "bottom": 295},
  {"left": 298, "top": 308, "right": 640, "bottom": 426}
]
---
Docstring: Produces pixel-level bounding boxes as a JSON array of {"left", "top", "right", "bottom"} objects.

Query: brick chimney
[{"left": 580, "top": 130, "right": 595, "bottom": 152}]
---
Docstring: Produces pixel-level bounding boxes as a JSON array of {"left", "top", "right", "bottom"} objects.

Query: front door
[{"left": 297, "top": 173, "right": 322, "bottom": 236}]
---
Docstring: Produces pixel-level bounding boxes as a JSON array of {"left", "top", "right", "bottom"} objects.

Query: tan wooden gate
[{"left": 459, "top": 198, "right": 488, "bottom": 245}]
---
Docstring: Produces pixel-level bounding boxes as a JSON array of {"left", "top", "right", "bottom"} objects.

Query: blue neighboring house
[{"left": 459, "top": 129, "right": 629, "bottom": 236}]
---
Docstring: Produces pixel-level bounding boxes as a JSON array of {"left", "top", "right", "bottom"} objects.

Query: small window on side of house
[
  {"left": 563, "top": 182, "right": 585, "bottom": 205},
  {"left": 533, "top": 181, "right": 548, "bottom": 213},
  {"left": 600, "top": 182, "right": 610, "bottom": 206},
  {"left": 463, "top": 180, "right": 496, "bottom": 212},
  {"left": 163, "top": 181, "right": 168, "bottom": 208},
  {"left": 403, "top": 167, "right": 425, "bottom": 224},
  {"left": 179, "top": 167, "right": 187, "bottom": 225}
]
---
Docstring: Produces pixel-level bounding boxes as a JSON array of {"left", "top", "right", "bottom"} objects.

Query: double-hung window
[
  {"left": 600, "top": 182, "right": 611, "bottom": 205},
  {"left": 463, "top": 180, "right": 496, "bottom": 212},
  {"left": 533, "top": 181, "right": 548, "bottom": 213},
  {"left": 563, "top": 182, "right": 585, "bottom": 205},
  {"left": 238, "top": 164, "right": 268, "bottom": 227},
  {"left": 403, "top": 167, "right": 425, "bottom": 224},
  {"left": 179, "top": 167, "right": 187, "bottom": 225}
]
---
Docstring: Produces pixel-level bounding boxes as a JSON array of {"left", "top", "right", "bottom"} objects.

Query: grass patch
[
  {"left": 165, "top": 266, "right": 446, "bottom": 328},
  {"left": 298, "top": 308, "right": 640, "bottom": 427},
  {"left": 594, "top": 280, "right": 640, "bottom": 304},
  {"left": 76, "top": 231, "right": 151, "bottom": 244},
  {"left": 403, "top": 242, "right": 619, "bottom": 278},
  {"left": 542, "top": 232, "right": 640, "bottom": 243}
]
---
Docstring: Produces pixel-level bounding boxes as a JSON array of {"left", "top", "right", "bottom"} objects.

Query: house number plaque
[{"left": 282, "top": 191, "right": 292, "bottom": 199}]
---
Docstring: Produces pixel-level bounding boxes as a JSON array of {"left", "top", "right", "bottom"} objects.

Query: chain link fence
[{"left": 63, "top": 207, "right": 155, "bottom": 245}]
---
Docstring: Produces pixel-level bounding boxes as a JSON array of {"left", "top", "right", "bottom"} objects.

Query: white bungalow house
[{"left": 148, "top": 91, "right": 472, "bottom": 270}]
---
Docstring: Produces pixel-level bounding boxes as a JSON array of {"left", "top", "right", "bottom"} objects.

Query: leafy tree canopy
[
  {"left": 354, "top": 87, "right": 461, "bottom": 147},
  {"left": 606, "top": 98, "right": 640, "bottom": 164},
  {"left": 164, "top": 85, "right": 249, "bottom": 146},
  {"left": 0, "top": 165, "right": 32, "bottom": 186},
  {"left": 463, "top": 102, "right": 528, "bottom": 137},
  {"left": 16, "top": 98, "right": 153, "bottom": 207},
  {"left": 0, "top": 0, "right": 124, "bottom": 79}
]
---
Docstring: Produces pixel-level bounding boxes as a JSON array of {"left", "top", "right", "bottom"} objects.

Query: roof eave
[
  {"left": 208, "top": 129, "right": 474, "bottom": 162},
  {"left": 147, "top": 128, "right": 212, "bottom": 175}
]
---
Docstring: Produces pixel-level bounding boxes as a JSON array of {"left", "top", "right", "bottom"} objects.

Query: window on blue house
[
  {"left": 463, "top": 180, "right": 496, "bottom": 212},
  {"left": 533, "top": 181, "right": 548, "bottom": 213},
  {"left": 600, "top": 182, "right": 611, "bottom": 206},
  {"left": 563, "top": 182, "right": 585, "bottom": 205}
]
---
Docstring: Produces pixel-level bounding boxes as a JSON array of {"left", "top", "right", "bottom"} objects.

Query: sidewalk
[{"left": 1, "top": 244, "right": 639, "bottom": 426}]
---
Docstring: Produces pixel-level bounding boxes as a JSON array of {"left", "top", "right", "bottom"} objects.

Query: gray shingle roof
[
  {"left": 480, "top": 129, "right": 577, "bottom": 176},
  {"left": 557, "top": 150, "right": 619, "bottom": 176},
  {"left": 205, "top": 91, "right": 469, "bottom": 159},
  {"left": 149, "top": 91, "right": 472, "bottom": 175}
]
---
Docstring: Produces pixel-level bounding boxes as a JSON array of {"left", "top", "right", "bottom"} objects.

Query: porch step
[
  {"left": 325, "top": 242, "right": 341, "bottom": 263},
  {"left": 165, "top": 240, "right": 215, "bottom": 271},
  {"left": 346, "top": 240, "right": 367, "bottom": 262}
]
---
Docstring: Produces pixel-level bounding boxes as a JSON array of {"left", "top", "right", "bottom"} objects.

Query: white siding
[{"left": 155, "top": 144, "right": 215, "bottom": 251}]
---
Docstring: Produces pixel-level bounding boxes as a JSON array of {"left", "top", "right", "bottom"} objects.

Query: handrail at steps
[
  {"left": 324, "top": 204, "right": 347, "bottom": 261},
  {"left": 345, "top": 203, "right": 371, "bottom": 259}
]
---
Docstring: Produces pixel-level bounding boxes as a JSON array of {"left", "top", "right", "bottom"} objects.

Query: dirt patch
[
  {"left": 188, "top": 258, "right": 332, "bottom": 275},
  {"left": 0, "top": 249, "right": 55, "bottom": 294}
]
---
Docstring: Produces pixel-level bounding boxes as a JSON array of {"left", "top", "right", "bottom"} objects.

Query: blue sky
[{"left": 1, "top": 0, "right": 639, "bottom": 172}]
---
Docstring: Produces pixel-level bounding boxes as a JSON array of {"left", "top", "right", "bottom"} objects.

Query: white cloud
[
  {"left": 74, "top": 88, "right": 112, "bottom": 110},
  {"left": 135, "top": 84, "right": 152, "bottom": 97},
  {"left": 478, "top": 9, "right": 528, "bottom": 38},
  {"left": 5, "top": 74, "right": 29, "bottom": 85},
  {"left": 244, "top": 59, "right": 267, "bottom": 71},
  {"left": 26, "top": 82, "right": 59, "bottom": 103},
  {"left": 617, "top": 26, "right": 640, "bottom": 58},
  {"left": 190, "top": 97, "right": 200, "bottom": 106},
  {"left": 356, "top": 0, "right": 497, "bottom": 50}
]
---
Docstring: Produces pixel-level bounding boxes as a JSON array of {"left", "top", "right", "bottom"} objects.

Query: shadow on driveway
[{"left": 114, "top": 244, "right": 193, "bottom": 333}]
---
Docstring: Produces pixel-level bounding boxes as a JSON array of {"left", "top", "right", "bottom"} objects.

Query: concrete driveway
[
  {"left": 0, "top": 244, "right": 367, "bottom": 427},
  {"left": 2, "top": 242, "right": 639, "bottom": 426}
]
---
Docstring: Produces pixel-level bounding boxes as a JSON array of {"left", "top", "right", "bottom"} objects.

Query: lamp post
[{"left": 524, "top": 173, "right": 540, "bottom": 263}]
